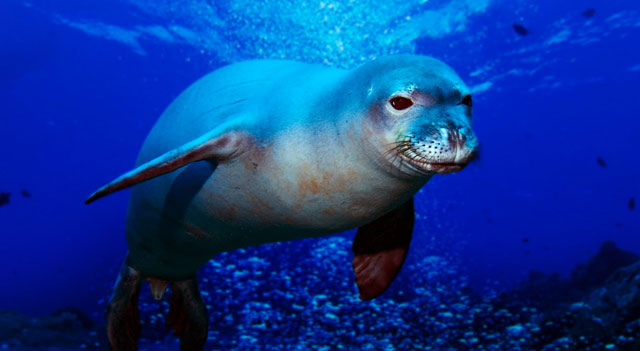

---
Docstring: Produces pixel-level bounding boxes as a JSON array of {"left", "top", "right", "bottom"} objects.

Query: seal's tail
[
  {"left": 107, "top": 264, "right": 142, "bottom": 351},
  {"left": 166, "top": 278, "right": 208, "bottom": 350},
  {"left": 106, "top": 264, "right": 208, "bottom": 350}
]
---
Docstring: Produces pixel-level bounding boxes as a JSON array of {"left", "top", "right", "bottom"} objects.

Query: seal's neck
[{"left": 328, "top": 109, "right": 430, "bottom": 215}]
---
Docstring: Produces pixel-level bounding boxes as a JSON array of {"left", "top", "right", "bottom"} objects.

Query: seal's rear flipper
[
  {"left": 352, "top": 198, "right": 414, "bottom": 300},
  {"left": 107, "top": 263, "right": 143, "bottom": 351},
  {"left": 167, "top": 277, "right": 208, "bottom": 350},
  {"left": 85, "top": 127, "right": 250, "bottom": 204}
]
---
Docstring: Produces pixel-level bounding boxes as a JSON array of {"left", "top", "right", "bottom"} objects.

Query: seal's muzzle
[{"left": 398, "top": 121, "right": 478, "bottom": 175}]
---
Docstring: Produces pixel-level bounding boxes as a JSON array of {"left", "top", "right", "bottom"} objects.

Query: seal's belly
[
  {"left": 184, "top": 154, "right": 396, "bottom": 249},
  {"left": 126, "top": 139, "right": 422, "bottom": 279},
  {"left": 125, "top": 161, "right": 383, "bottom": 279}
]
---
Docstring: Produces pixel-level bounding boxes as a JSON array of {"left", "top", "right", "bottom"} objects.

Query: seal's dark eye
[
  {"left": 458, "top": 94, "right": 472, "bottom": 107},
  {"left": 389, "top": 96, "right": 413, "bottom": 110}
]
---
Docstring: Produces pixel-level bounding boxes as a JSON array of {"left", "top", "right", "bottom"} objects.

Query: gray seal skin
[{"left": 87, "top": 54, "right": 478, "bottom": 350}]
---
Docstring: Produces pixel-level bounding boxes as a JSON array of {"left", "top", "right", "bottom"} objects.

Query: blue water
[{"left": 1, "top": 0, "right": 639, "bottom": 349}]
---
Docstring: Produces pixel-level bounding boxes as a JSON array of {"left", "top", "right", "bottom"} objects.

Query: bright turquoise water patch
[{"left": 50, "top": 0, "right": 491, "bottom": 66}]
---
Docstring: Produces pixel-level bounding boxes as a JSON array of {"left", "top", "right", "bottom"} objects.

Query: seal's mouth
[
  {"left": 387, "top": 135, "right": 476, "bottom": 176},
  {"left": 398, "top": 156, "right": 468, "bottom": 175},
  {"left": 422, "top": 163, "right": 465, "bottom": 174}
]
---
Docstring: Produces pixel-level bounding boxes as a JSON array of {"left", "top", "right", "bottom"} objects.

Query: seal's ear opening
[{"left": 85, "top": 129, "right": 248, "bottom": 204}]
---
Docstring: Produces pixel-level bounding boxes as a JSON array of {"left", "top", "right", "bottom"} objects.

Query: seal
[{"left": 86, "top": 54, "right": 478, "bottom": 350}]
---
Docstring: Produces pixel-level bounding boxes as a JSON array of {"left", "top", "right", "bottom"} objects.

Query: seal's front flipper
[
  {"left": 107, "top": 264, "right": 143, "bottom": 351},
  {"left": 85, "top": 127, "right": 250, "bottom": 204},
  {"left": 167, "top": 277, "right": 208, "bottom": 351},
  {"left": 352, "top": 198, "right": 414, "bottom": 300}
]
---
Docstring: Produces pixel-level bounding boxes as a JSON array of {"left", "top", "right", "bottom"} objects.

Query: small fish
[
  {"left": 512, "top": 23, "right": 529, "bottom": 36},
  {"left": 522, "top": 237, "right": 529, "bottom": 243},
  {"left": 0, "top": 192, "right": 9, "bottom": 207},
  {"left": 21, "top": 189, "right": 32, "bottom": 198},
  {"left": 629, "top": 197, "right": 636, "bottom": 211},
  {"left": 582, "top": 8, "right": 596, "bottom": 18},
  {"left": 596, "top": 157, "right": 607, "bottom": 168}
]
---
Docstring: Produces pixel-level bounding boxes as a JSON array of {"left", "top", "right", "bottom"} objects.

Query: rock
[
  {"left": 573, "top": 262, "right": 640, "bottom": 340},
  {"left": 529, "top": 257, "right": 640, "bottom": 350},
  {"left": 570, "top": 241, "right": 639, "bottom": 292},
  {"left": 51, "top": 306, "right": 93, "bottom": 329},
  {"left": 0, "top": 309, "right": 97, "bottom": 349}
]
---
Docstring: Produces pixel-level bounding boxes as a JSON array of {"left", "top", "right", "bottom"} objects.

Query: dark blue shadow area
[{"left": 0, "top": 0, "right": 216, "bottom": 315}]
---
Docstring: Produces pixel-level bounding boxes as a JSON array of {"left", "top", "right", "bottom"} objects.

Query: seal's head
[{"left": 354, "top": 55, "right": 478, "bottom": 178}]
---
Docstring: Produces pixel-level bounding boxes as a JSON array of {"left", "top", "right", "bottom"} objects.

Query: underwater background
[{"left": 1, "top": 0, "right": 640, "bottom": 349}]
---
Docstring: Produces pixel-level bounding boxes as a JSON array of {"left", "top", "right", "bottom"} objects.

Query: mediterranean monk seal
[{"left": 86, "top": 54, "right": 478, "bottom": 350}]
